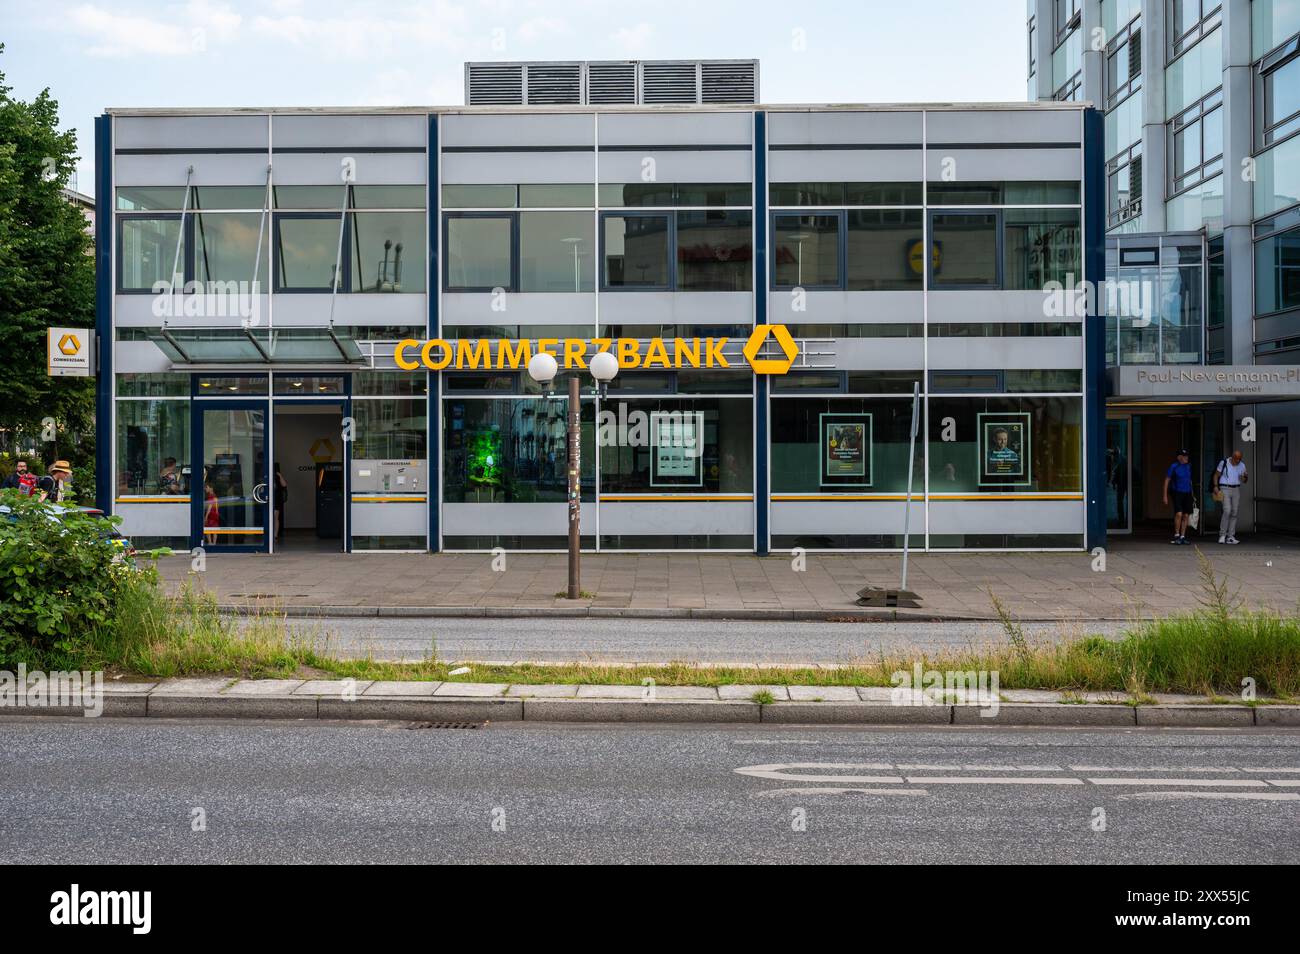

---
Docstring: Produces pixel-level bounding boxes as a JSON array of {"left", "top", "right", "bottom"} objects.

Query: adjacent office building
[
  {"left": 96, "top": 59, "right": 1104, "bottom": 555},
  {"left": 1029, "top": 0, "right": 1300, "bottom": 536}
]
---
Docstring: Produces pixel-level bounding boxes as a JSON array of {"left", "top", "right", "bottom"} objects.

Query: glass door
[
  {"left": 1104, "top": 417, "right": 1131, "bottom": 534},
  {"left": 192, "top": 401, "right": 269, "bottom": 552}
]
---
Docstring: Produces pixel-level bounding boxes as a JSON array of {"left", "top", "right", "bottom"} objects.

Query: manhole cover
[{"left": 855, "top": 585, "right": 921, "bottom": 608}]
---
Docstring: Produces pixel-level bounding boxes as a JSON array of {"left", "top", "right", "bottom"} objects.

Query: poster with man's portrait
[
  {"left": 819, "top": 413, "right": 873, "bottom": 487},
  {"left": 977, "top": 412, "right": 1031, "bottom": 486}
]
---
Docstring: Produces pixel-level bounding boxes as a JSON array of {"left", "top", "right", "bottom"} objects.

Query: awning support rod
[
  {"left": 158, "top": 322, "right": 192, "bottom": 363},
  {"left": 251, "top": 164, "right": 272, "bottom": 308},
  {"left": 326, "top": 322, "right": 350, "bottom": 362},
  {"left": 327, "top": 177, "right": 351, "bottom": 327},
  {"left": 169, "top": 166, "right": 194, "bottom": 307},
  {"left": 242, "top": 324, "right": 272, "bottom": 363}
]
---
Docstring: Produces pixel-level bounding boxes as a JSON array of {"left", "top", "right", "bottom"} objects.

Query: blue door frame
[{"left": 191, "top": 399, "right": 271, "bottom": 553}]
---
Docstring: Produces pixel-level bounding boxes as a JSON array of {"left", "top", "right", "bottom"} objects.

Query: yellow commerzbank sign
[{"left": 395, "top": 324, "right": 799, "bottom": 375}]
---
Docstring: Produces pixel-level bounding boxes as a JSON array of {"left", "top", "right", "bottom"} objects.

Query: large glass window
[
  {"left": 119, "top": 216, "right": 182, "bottom": 290},
  {"left": 846, "top": 210, "right": 923, "bottom": 290},
  {"left": 194, "top": 213, "right": 268, "bottom": 290},
  {"left": 352, "top": 399, "right": 427, "bottom": 461},
  {"left": 446, "top": 214, "right": 512, "bottom": 291},
  {"left": 116, "top": 400, "right": 190, "bottom": 496},
  {"left": 602, "top": 213, "right": 671, "bottom": 288},
  {"left": 598, "top": 398, "right": 752, "bottom": 494},
  {"left": 274, "top": 215, "right": 342, "bottom": 291},
  {"left": 773, "top": 214, "right": 839, "bottom": 288},
  {"left": 350, "top": 212, "right": 426, "bottom": 292},
  {"left": 1261, "top": 46, "right": 1300, "bottom": 146},
  {"left": 1256, "top": 223, "right": 1300, "bottom": 314},
  {"left": 1004, "top": 209, "right": 1081, "bottom": 290},
  {"left": 1165, "top": 25, "right": 1222, "bottom": 116},
  {"left": 1169, "top": 0, "right": 1222, "bottom": 58},
  {"left": 675, "top": 210, "right": 752, "bottom": 291},
  {"left": 771, "top": 398, "right": 923, "bottom": 493},
  {"left": 1106, "top": 16, "right": 1142, "bottom": 108},
  {"left": 1169, "top": 91, "right": 1223, "bottom": 195},
  {"left": 443, "top": 398, "right": 595, "bottom": 503},
  {"left": 519, "top": 211, "right": 595, "bottom": 292},
  {"left": 927, "top": 397, "right": 1082, "bottom": 493},
  {"left": 929, "top": 212, "right": 999, "bottom": 288},
  {"left": 1254, "top": 0, "right": 1300, "bottom": 59},
  {"left": 1107, "top": 143, "right": 1143, "bottom": 229}
]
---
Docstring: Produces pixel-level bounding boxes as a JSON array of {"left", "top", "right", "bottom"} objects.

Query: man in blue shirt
[{"left": 1162, "top": 449, "right": 1195, "bottom": 545}]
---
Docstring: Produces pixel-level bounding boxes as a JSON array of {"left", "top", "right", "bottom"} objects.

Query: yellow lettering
[
  {"left": 674, "top": 337, "right": 700, "bottom": 369},
  {"left": 592, "top": 338, "right": 612, "bottom": 353},
  {"left": 563, "top": 339, "right": 587, "bottom": 369},
  {"left": 616, "top": 338, "right": 642, "bottom": 369},
  {"left": 394, "top": 339, "right": 420, "bottom": 371},
  {"left": 421, "top": 339, "right": 453, "bottom": 371},
  {"left": 643, "top": 337, "right": 670, "bottom": 369},
  {"left": 537, "top": 338, "right": 559, "bottom": 357},
  {"left": 705, "top": 337, "right": 729, "bottom": 368},
  {"left": 497, "top": 339, "right": 532, "bottom": 369},
  {"left": 455, "top": 338, "right": 490, "bottom": 369}
]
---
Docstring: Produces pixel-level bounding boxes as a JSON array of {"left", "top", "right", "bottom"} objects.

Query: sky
[{"left": 0, "top": 0, "right": 1030, "bottom": 196}]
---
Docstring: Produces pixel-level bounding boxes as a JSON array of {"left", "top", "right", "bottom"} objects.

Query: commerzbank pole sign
[{"left": 393, "top": 324, "right": 801, "bottom": 374}]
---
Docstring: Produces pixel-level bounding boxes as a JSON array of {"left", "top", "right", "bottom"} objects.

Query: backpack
[{"left": 16, "top": 472, "right": 38, "bottom": 496}]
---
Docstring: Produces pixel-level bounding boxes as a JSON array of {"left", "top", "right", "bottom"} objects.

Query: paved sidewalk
[
  {"left": 7, "top": 675, "right": 1296, "bottom": 727},
  {"left": 158, "top": 539, "right": 1300, "bottom": 621}
]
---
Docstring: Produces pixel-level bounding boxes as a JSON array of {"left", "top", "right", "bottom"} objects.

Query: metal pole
[
  {"left": 901, "top": 381, "right": 920, "bottom": 592},
  {"left": 567, "top": 374, "right": 581, "bottom": 599}
]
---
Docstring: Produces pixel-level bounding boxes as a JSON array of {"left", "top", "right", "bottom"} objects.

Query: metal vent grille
[
  {"left": 588, "top": 62, "right": 637, "bottom": 104},
  {"left": 641, "top": 62, "right": 700, "bottom": 103},
  {"left": 467, "top": 63, "right": 524, "bottom": 105},
  {"left": 526, "top": 64, "right": 582, "bottom": 104},
  {"left": 701, "top": 61, "right": 757, "bottom": 103}
]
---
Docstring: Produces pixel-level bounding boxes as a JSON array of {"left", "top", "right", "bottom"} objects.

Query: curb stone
[
  {"left": 1135, "top": 705, "right": 1256, "bottom": 727},
  {"left": 952, "top": 703, "right": 1137, "bottom": 726}
]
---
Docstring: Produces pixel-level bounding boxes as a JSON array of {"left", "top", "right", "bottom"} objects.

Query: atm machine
[{"left": 315, "top": 461, "right": 344, "bottom": 539}]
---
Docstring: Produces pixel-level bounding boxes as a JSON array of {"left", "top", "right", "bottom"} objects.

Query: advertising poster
[
  {"left": 650, "top": 411, "right": 705, "bottom": 487},
  {"left": 819, "top": 413, "right": 873, "bottom": 487},
  {"left": 978, "top": 412, "right": 1031, "bottom": 486}
]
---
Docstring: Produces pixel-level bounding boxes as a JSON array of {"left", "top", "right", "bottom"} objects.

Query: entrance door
[
  {"left": 1104, "top": 417, "right": 1131, "bottom": 533},
  {"left": 192, "top": 402, "right": 269, "bottom": 552},
  {"left": 271, "top": 400, "right": 349, "bottom": 553}
]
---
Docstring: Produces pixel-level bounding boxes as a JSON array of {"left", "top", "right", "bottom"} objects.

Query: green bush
[{"left": 0, "top": 489, "right": 151, "bottom": 668}]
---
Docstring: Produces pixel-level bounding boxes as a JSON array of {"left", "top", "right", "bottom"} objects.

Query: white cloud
[{"left": 66, "top": 1, "right": 241, "bottom": 58}]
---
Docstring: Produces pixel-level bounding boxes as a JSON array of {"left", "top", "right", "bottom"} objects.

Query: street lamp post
[{"left": 527, "top": 349, "right": 619, "bottom": 599}]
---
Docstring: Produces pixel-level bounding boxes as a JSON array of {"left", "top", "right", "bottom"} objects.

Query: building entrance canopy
[{"left": 149, "top": 325, "right": 366, "bottom": 368}]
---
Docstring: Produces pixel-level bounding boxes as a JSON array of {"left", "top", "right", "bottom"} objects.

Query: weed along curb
[{"left": 3, "top": 678, "right": 1297, "bottom": 727}]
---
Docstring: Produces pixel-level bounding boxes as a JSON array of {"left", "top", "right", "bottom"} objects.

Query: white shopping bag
[{"left": 1188, "top": 505, "right": 1200, "bottom": 530}]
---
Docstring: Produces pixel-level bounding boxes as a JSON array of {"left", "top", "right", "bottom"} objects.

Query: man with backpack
[
  {"left": 2, "top": 460, "right": 39, "bottom": 496},
  {"left": 37, "top": 460, "right": 72, "bottom": 503},
  {"left": 1213, "top": 449, "right": 1249, "bottom": 545}
]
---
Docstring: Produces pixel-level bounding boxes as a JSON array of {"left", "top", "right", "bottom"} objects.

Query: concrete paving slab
[
  {"left": 363, "top": 681, "right": 442, "bottom": 696},
  {"left": 717, "top": 685, "right": 790, "bottom": 701},
  {"left": 292, "top": 679, "right": 373, "bottom": 696},
  {"left": 505, "top": 684, "right": 579, "bottom": 697},
  {"left": 149, "top": 677, "right": 235, "bottom": 696},
  {"left": 433, "top": 682, "right": 509, "bottom": 697},
  {"left": 787, "top": 685, "right": 860, "bottom": 702},
  {"left": 224, "top": 679, "right": 304, "bottom": 696}
]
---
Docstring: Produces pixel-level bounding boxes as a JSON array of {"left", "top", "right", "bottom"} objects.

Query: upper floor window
[
  {"left": 444, "top": 211, "right": 596, "bottom": 293},
  {"left": 602, "top": 210, "right": 752, "bottom": 292},
  {"left": 1106, "top": 17, "right": 1142, "bottom": 109},
  {"left": 1169, "top": 0, "right": 1222, "bottom": 59},
  {"left": 1254, "top": 0, "right": 1300, "bottom": 60},
  {"left": 772, "top": 211, "right": 923, "bottom": 292},
  {"left": 1258, "top": 36, "right": 1300, "bottom": 147},
  {"left": 1054, "top": 0, "right": 1081, "bottom": 41},
  {"left": 1168, "top": 90, "right": 1224, "bottom": 197}
]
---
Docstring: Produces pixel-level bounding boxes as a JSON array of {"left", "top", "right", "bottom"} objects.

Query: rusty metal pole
[{"left": 567, "top": 374, "right": 581, "bottom": 599}]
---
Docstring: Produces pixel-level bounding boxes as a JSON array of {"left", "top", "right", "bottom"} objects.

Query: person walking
[
  {"left": 1162, "top": 448, "right": 1195, "bottom": 545},
  {"left": 1213, "top": 449, "right": 1249, "bottom": 545}
]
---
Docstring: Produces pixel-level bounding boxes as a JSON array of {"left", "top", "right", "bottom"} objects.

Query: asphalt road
[
  {"left": 286, "top": 616, "right": 1129, "bottom": 664},
  {"left": 2, "top": 718, "right": 1297, "bottom": 864}
]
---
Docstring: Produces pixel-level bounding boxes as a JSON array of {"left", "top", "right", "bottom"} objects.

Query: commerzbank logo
[
  {"left": 57, "top": 334, "right": 81, "bottom": 356},
  {"left": 394, "top": 325, "right": 800, "bottom": 374}
]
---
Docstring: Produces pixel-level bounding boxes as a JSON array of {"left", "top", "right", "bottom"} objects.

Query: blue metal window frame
[
  {"left": 927, "top": 209, "right": 1004, "bottom": 290},
  {"left": 598, "top": 210, "right": 674, "bottom": 291},
  {"left": 190, "top": 398, "right": 271, "bottom": 553},
  {"left": 115, "top": 212, "right": 188, "bottom": 294},
  {"left": 95, "top": 114, "right": 113, "bottom": 514}
]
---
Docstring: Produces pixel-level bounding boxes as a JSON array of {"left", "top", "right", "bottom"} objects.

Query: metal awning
[{"left": 149, "top": 324, "right": 366, "bottom": 367}]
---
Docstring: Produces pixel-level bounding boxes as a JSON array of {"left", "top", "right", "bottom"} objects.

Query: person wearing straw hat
[{"left": 38, "top": 460, "right": 73, "bottom": 503}]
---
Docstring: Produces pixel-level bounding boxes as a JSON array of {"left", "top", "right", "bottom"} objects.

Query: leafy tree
[{"left": 0, "top": 44, "right": 96, "bottom": 496}]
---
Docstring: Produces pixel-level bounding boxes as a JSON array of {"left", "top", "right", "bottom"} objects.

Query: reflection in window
[
  {"left": 773, "top": 214, "right": 839, "bottom": 288},
  {"left": 930, "top": 212, "right": 999, "bottom": 288},
  {"left": 603, "top": 214, "right": 671, "bottom": 288},
  {"left": 676, "top": 210, "right": 752, "bottom": 291},
  {"left": 117, "top": 400, "right": 190, "bottom": 496},
  {"left": 443, "top": 398, "right": 595, "bottom": 503},
  {"left": 771, "top": 398, "right": 922, "bottom": 493},
  {"left": 119, "top": 217, "right": 182, "bottom": 290},
  {"left": 352, "top": 399, "right": 427, "bottom": 461},
  {"left": 275, "top": 216, "right": 341, "bottom": 291},
  {"left": 446, "top": 215, "right": 512, "bottom": 291},
  {"left": 194, "top": 213, "right": 268, "bottom": 290},
  {"left": 351, "top": 212, "right": 425, "bottom": 292},
  {"left": 599, "top": 398, "right": 752, "bottom": 494},
  {"left": 927, "top": 397, "right": 1082, "bottom": 493},
  {"left": 846, "top": 210, "right": 923, "bottom": 290},
  {"left": 519, "top": 212, "right": 594, "bottom": 292},
  {"left": 1256, "top": 225, "right": 1300, "bottom": 315},
  {"left": 1003, "top": 209, "right": 1081, "bottom": 290}
]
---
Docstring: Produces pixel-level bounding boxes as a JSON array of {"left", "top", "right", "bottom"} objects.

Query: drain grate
[
  {"left": 404, "top": 721, "right": 485, "bottom": 730},
  {"left": 855, "top": 585, "right": 921, "bottom": 608}
]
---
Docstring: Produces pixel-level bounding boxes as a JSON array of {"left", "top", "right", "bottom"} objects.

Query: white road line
[
  {"left": 1087, "top": 777, "right": 1269, "bottom": 787},
  {"left": 1118, "top": 792, "right": 1300, "bottom": 802},
  {"left": 755, "top": 787, "right": 929, "bottom": 797},
  {"left": 734, "top": 763, "right": 901, "bottom": 783},
  {"left": 904, "top": 776, "right": 1084, "bottom": 786},
  {"left": 894, "top": 764, "right": 1063, "bottom": 772},
  {"left": 1240, "top": 767, "right": 1300, "bottom": 773},
  {"left": 1069, "top": 766, "right": 1240, "bottom": 773},
  {"left": 1265, "top": 780, "right": 1300, "bottom": 787}
]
